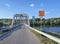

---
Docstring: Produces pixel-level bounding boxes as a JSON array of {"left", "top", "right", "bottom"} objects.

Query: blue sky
[{"left": 0, "top": 0, "right": 60, "bottom": 19}]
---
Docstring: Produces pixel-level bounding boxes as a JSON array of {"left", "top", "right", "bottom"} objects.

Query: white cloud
[
  {"left": 5, "top": 3, "right": 10, "bottom": 9},
  {"left": 29, "top": 3, "right": 35, "bottom": 7},
  {"left": 40, "top": 9, "right": 43, "bottom": 10},
  {"left": 45, "top": 11, "right": 49, "bottom": 15}
]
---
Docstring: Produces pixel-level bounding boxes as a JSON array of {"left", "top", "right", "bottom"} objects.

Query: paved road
[{"left": 0, "top": 25, "right": 40, "bottom": 44}]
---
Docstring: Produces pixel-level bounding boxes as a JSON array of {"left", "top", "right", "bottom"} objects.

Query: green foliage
[
  {"left": 0, "top": 22, "right": 3, "bottom": 27},
  {"left": 0, "top": 19, "right": 12, "bottom": 26},
  {"left": 30, "top": 18, "right": 60, "bottom": 27},
  {"left": 2, "top": 30, "right": 9, "bottom": 33}
]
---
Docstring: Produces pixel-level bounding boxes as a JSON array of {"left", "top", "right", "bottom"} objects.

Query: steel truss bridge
[{"left": 0, "top": 14, "right": 60, "bottom": 44}]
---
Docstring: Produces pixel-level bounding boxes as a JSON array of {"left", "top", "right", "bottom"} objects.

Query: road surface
[{"left": 0, "top": 25, "right": 40, "bottom": 44}]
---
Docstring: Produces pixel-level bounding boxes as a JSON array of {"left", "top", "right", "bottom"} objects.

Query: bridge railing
[
  {"left": 0, "top": 24, "right": 22, "bottom": 40},
  {"left": 25, "top": 24, "right": 60, "bottom": 44}
]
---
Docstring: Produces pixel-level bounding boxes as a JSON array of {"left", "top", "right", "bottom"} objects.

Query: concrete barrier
[{"left": 25, "top": 24, "right": 60, "bottom": 44}]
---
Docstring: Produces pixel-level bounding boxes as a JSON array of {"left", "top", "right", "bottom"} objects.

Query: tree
[{"left": 0, "top": 22, "right": 3, "bottom": 27}]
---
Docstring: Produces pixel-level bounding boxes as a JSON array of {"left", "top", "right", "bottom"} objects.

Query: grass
[{"left": 30, "top": 29, "right": 58, "bottom": 44}]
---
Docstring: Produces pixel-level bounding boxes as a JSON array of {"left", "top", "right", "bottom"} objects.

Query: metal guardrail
[
  {"left": 25, "top": 24, "right": 60, "bottom": 44},
  {"left": 0, "top": 24, "right": 22, "bottom": 41},
  {"left": 0, "top": 31, "right": 11, "bottom": 40}
]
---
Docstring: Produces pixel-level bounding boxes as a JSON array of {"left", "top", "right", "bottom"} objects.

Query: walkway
[{"left": 0, "top": 25, "right": 40, "bottom": 44}]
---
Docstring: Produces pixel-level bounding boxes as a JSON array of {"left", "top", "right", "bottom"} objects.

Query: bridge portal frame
[{"left": 11, "top": 14, "right": 30, "bottom": 27}]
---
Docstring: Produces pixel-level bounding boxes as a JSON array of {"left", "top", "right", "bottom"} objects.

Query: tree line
[
  {"left": 30, "top": 18, "right": 60, "bottom": 27},
  {"left": 0, "top": 19, "right": 12, "bottom": 27}
]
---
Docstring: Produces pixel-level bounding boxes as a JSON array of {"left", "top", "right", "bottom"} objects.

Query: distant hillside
[{"left": 0, "top": 19, "right": 12, "bottom": 26}]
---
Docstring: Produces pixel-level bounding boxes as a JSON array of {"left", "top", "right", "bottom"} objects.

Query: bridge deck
[{"left": 0, "top": 26, "right": 40, "bottom": 44}]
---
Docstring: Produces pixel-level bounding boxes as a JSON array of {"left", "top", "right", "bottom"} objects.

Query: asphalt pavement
[{"left": 0, "top": 25, "right": 41, "bottom": 44}]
